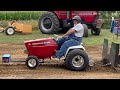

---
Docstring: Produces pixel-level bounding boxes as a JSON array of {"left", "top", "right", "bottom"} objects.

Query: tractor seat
[
  {"left": 67, "top": 42, "right": 85, "bottom": 51},
  {"left": 65, "top": 43, "right": 85, "bottom": 57}
]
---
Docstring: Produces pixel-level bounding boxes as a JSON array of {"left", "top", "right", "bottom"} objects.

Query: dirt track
[{"left": 0, "top": 44, "right": 120, "bottom": 79}]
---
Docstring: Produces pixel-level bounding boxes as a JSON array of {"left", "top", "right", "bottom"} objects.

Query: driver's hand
[{"left": 62, "top": 35, "right": 67, "bottom": 38}]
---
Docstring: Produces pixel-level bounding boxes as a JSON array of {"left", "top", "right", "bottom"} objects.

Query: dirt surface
[{"left": 0, "top": 44, "right": 120, "bottom": 79}]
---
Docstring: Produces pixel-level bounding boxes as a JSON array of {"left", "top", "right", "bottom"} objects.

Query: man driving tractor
[{"left": 52, "top": 15, "right": 84, "bottom": 60}]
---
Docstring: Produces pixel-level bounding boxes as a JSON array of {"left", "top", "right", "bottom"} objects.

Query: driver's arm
[{"left": 62, "top": 29, "right": 76, "bottom": 38}]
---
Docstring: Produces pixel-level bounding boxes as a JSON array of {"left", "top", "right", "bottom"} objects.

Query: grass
[
  {"left": 0, "top": 30, "right": 53, "bottom": 45},
  {"left": 0, "top": 20, "right": 120, "bottom": 46},
  {"left": 83, "top": 29, "right": 120, "bottom": 46}
]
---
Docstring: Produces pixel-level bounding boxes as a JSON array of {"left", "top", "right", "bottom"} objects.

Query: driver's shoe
[{"left": 51, "top": 55, "right": 65, "bottom": 60}]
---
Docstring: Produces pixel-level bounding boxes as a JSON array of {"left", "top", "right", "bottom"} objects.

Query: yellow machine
[
  {"left": 0, "top": 22, "right": 5, "bottom": 33},
  {"left": 0, "top": 20, "right": 32, "bottom": 35}
]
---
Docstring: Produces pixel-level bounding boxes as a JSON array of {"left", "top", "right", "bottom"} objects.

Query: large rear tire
[
  {"left": 82, "top": 24, "right": 88, "bottom": 37},
  {"left": 38, "top": 11, "right": 60, "bottom": 34},
  {"left": 65, "top": 49, "right": 89, "bottom": 71}
]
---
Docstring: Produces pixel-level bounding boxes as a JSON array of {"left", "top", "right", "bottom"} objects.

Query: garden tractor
[
  {"left": 24, "top": 34, "right": 89, "bottom": 71},
  {"left": 38, "top": 11, "right": 104, "bottom": 37}
]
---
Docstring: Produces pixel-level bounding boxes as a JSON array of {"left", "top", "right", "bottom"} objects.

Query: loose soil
[{"left": 0, "top": 44, "right": 119, "bottom": 79}]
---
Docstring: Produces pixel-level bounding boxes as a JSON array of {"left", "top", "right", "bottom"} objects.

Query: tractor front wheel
[
  {"left": 5, "top": 26, "right": 15, "bottom": 35},
  {"left": 26, "top": 56, "right": 39, "bottom": 69}
]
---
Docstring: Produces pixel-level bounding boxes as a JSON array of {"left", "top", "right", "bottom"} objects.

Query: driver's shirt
[{"left": 72, "top": 23, "right": 84, "bottom": 37}]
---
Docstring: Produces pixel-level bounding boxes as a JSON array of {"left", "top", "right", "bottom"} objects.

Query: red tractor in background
[{"left": 38, "top": 11, "right": 104, "bottom": 37}]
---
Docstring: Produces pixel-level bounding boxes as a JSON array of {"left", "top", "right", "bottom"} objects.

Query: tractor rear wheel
[
  {"left": 39, "top": 11, "right": 60, "bottom": 34},
  {"left": 82, "top": 24, "right": 88, "bottom": 37},
  {"left": 26, "top": 56, "right": 39, "bottom": 69},
  {"left": 65, "top": 49, "right": 89, "bottom": 71},
  {"left": 5, "top": 26, "right": 15, "bottom": 35}
]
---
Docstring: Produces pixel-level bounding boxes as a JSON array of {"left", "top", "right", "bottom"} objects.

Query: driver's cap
[{"left": 72, "top": 15, "right": 81, "bottom": 21}]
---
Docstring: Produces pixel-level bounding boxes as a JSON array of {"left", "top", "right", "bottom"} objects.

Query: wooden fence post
[
  {"left": 102, "top": 39, "right": 109, "bottom": 65},
  {"left": 109, "top": 42, "right": 119, "bottom": 67}
]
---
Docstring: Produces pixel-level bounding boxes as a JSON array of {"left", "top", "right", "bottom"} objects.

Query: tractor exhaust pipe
[{"left": 67, "top": 11, "right": 70, "bottom": 19}]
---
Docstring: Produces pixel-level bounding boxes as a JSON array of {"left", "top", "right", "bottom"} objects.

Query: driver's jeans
[{"left": 55, "top": 34, "right": 82, "bottom": 59}]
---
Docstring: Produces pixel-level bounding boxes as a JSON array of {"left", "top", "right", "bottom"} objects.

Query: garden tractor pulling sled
[{"left": 38, "top": 11, "right": 104, "bottom": 37}]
